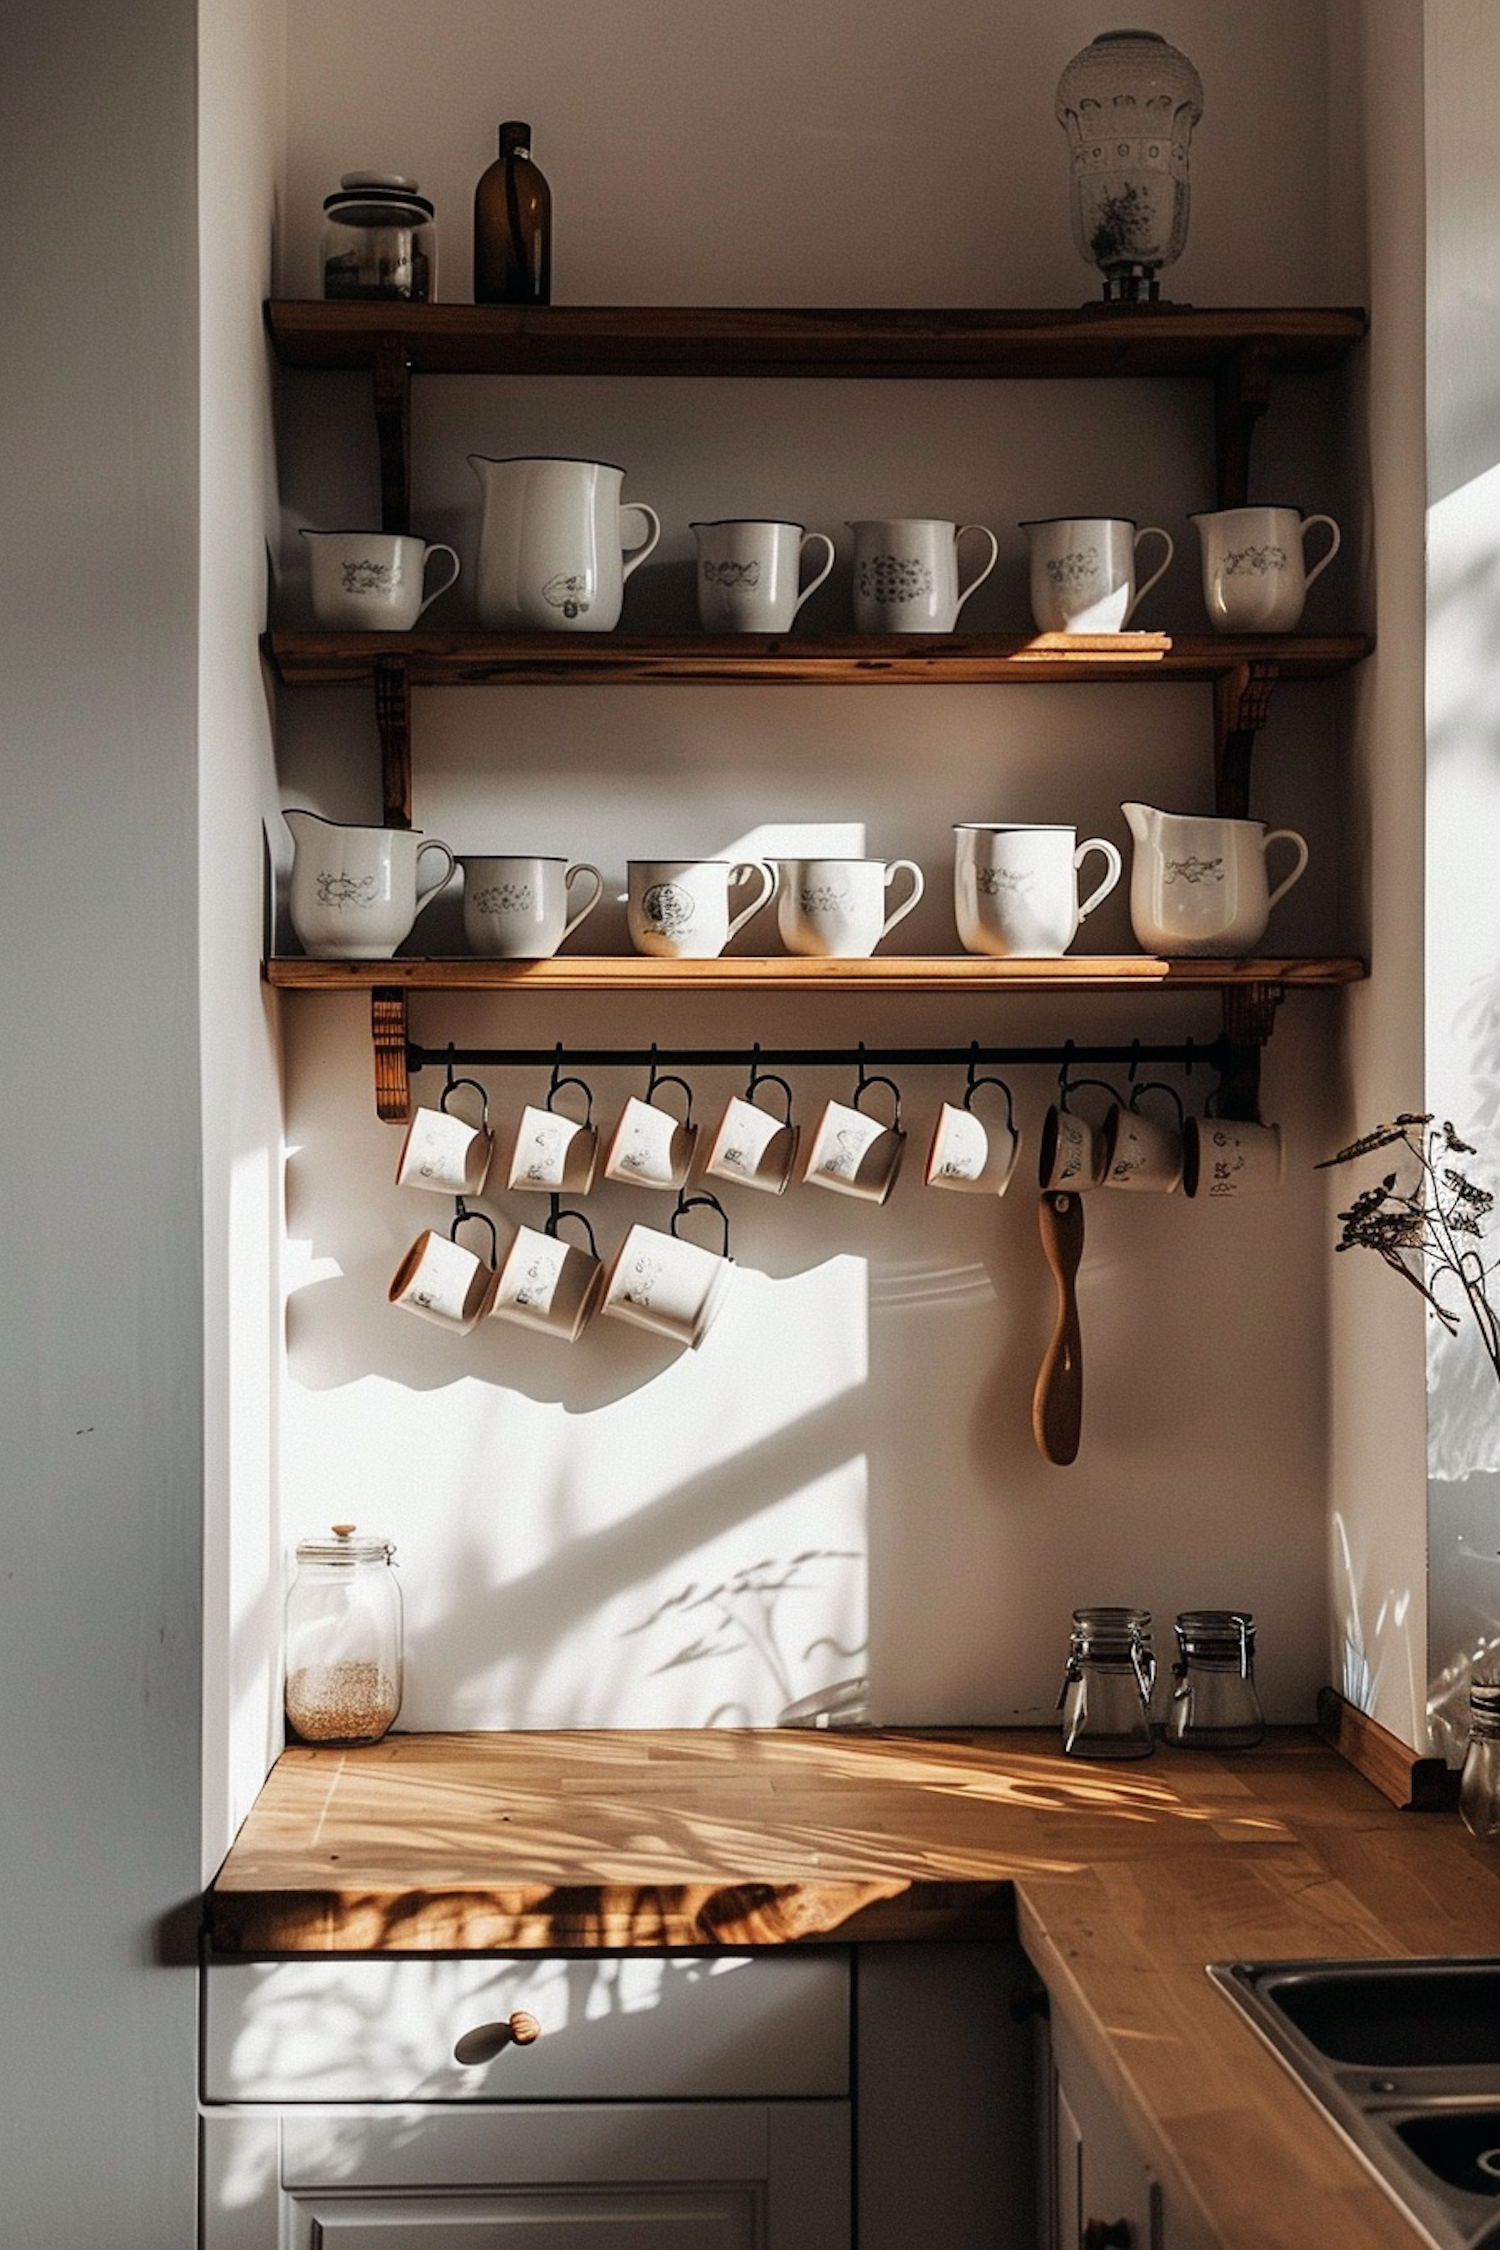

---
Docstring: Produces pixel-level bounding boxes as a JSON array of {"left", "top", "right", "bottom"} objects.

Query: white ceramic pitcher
[
  {"left": 285, "top": 809, "right": 454, "bottom": 959},
  {"left": 469, "top": 455, "right": 661, "bottom": 631},
  {"left": 1122, "top": 802, "right": 1309, "bottom": 957}
]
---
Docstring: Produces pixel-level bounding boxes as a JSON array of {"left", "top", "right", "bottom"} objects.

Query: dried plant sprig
[{"left": 1320, "top": 1114, "right": 1500, "bottom": 1378}]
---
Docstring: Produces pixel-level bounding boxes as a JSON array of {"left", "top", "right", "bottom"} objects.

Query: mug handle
[
  {"left": 671, "top": 1189, "right": 731, "bottom": 1258},
  {"left": 415, "top": 838, "right": 457, "bottom": 902},
  {"left": 1262, "top": 829, "right": 1310, "bottom": 912},
  {"left": 879, "top": 858, "right": 925, "bottom": 940},
  {"left": 725, "top": 859, "right": 778, "bottom": 943},
  {"left": 414, "top": 543, "right": 462, "bottom": 621},
  {"left": 561, "top": 862, "right": 605, "bottom": 941},
  {"left": 619, "top": 504, "right": 662, "bottom": 581},
  {"left": 792, "top": 531, "right": 837, "bottom": 617},
  {"left": 1125, "top": 526, "right": 1174, "bottom": 623},
  {"left": 953, "top": 524, "right": 1000, "bottom": 618},
  {"left": 1073, "top": 837, "right": 1123, "bottom": 923},
  {"left": 1299, "top": 515, "right": 1341, "bottom": 592}
]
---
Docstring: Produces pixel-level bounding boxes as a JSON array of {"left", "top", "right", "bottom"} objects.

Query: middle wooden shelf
[{"left": 266, "top": 954, "right": 1366, "bottom": 992}]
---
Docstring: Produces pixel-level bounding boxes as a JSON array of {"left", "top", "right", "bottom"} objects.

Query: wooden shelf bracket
[
  {"left": 1218, "top": 980, "right": 1284, "bottom": 1120},
  {"left": 371, "top": 988, "right": 411, "bottom": 1120},
  {"left": 373, "top": 655, "right": 413, "bottom": 828},
  {"left": 1212, "top": 656, "right": 1281, "bottom": 819},
  {"left": 1214, "top": 338, "right": 1276, "bottom": 510},
  {"left": 373, "top": 334, "right": 413, "bottom": 535}
]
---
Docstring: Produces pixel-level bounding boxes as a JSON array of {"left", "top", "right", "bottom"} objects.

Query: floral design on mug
[
  {"left": 1044, "top": 545, "right": 1101, "bottom": 589},
  {"left": 411, "top": 1285, "right": 439, "bottom": 1310},
  {"left": 641, "top": 881, "right": 696, "bottom": 935},
  {"left": 316, "top": 870, "right": 379, "bottom": 909},
  {"left": 512, "top": 1254, "right": 558, "bottom": 1309},
  {"left": 821, "top": 1128, "right": 864, "bottom": 1181},
  {"left": 799, "top": 881, "right": 854, "bottom": 916},
  {"left": 620, "top": 1254, "right": 663, "bottom": 1307},
  {"left": 520, "top": 1123, "right": 563, "bottom": 1182},
  {"left": 719, "top": 1143, "right": 753, "bottom": 1173},
  {"left": 703, "top": 559, "right": 761, "bottom": 587},
  {"left": 856, "top": 554, "right": 934, "bottom": 605},
  {"left": 937, "top": 1154, "right": 978, "bottom": 1180},
  {"left": 977, "top": 866, "right": 1035, "bottom": 897},
  {"left": 543, "top": 572, "right": 591, "bottom": 618},
  {"left": 1163, "top": 855, "right": 1224, "bottom": 886},
  {"left": 341, "top": 559, "right": 395, "bottom": 594},
  {"left": 1222, "top": 544, "right": 1288, "bottom": 577},
  {"left": 1208, "top": 1129, "right": 1247, "bottom": 1195},
  {"left": 473, "top": 882, "right": 535, "bottom": 915}
]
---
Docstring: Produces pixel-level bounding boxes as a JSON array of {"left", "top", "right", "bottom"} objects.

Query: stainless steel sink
[{"left": 1210, "top": 1958, "right": 1500, "bottom": 2250}]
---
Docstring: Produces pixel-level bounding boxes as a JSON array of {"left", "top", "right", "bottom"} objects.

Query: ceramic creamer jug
[
  {"left": 469, "top": 455, "right": 661, "bottom": 631},
  {"left": 285, "top": 809, "right": 455, "bottom": 959},
  {"left": 1122, "top": 803, "right": 1309, "bottom": 957}
]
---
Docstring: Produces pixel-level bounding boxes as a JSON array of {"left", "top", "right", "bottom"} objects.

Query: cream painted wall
[{"left": 265, "top": 1, "right": 1370, "bottom": 1731}]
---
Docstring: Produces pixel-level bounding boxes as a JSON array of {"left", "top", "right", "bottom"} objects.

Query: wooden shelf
[
  {"left": 265, "top": 300, "right": 1367, "bottom": 381},
  {"left": 266, "top": 955, "right": 1366, "bottom": 994},
  {"left": 264, "top": 628, "right": 1372, "bottom": 690}
]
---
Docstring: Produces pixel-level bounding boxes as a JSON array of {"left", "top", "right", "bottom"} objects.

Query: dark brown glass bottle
[{"left": 473, "top": 121, "right": 551, "bottom": 303}]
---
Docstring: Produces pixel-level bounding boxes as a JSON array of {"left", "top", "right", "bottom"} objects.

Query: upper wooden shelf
[
  {"left": 265, "top": 300, "right": 1367, "bottom": 381},
  {"left": 266, "top": 955, "right": 1366, "bottom": 995},
  {"left": 264, "top": 629, "right": 1372, "bottom": 690}
]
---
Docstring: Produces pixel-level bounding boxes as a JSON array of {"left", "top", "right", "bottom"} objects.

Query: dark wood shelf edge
[
  {"left": 1317, "top": 1686, "right": 1459, "bottom": 1811},
  {"left": 262, "top": 629, "right": 1373, "bottom": 688}
]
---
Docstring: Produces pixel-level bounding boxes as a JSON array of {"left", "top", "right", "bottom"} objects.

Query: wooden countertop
[{"left": 209, "top": 1728, "right": 1500, "bottom": 2250}]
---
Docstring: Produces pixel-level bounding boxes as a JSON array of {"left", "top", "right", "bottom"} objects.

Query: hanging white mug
[
  {"left": 691, "top": 520, "right": 836, "bottom": 632},
  {"left": 848, "top": 519, "right": 999, "bottom": 632},
  {"left": 953, "top": 823, "right": 1122, "bottom": 959},
  {"left": 394, "top": 1076, "right": 493, "bottom": 1197},
  {"left": 1020, "top": 516, "right": 1174, "bottom": 634},
  {"left": 703, "top": 1067, "right": 799, "bottom": 1196},
  {"left": 601, "top": 1194, "right": 736, "bottom": 1350},
  {"left": 487, "top": 1210, "right": 605, "bottom": 1342},
  {"left": 388, "top": 1208, "right": 497, "bottom": 1333},
  {"left": 802, "top": 1069, "right": 906, "bottom": 1204},
  {"left": 469, "top": 455, "right": 661, "bottom": 632},
  {"left": 925, "top": 1072, "right": 1020, "bottom": 1196},
  {"left": 1190, "top": 506, "right": 1340, "bottom": 633}
]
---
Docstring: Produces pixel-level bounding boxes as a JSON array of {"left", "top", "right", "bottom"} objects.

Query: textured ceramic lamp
[{"left": 1056, "top": 29, "right": 1204, "bottom": 303}]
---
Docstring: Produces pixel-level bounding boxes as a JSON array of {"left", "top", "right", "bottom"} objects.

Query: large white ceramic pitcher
[
  {"left": 469, "top": 455, "right": 661, "bottom": 631},
  {"left": 285, "top": 810, "right": 454, "bottom": 959},
  {"left": 1122, "top": 802, "right": 1308, "bottom": 957}
]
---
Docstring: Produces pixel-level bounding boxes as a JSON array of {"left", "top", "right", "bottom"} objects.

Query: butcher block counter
[{"left": 208, "top": 1728, "right": 1500, "bottom": 2250}]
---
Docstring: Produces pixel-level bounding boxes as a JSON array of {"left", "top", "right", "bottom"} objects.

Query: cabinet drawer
[{"left": 203, "top": 1951, "right": 850, "bottom": 2103}]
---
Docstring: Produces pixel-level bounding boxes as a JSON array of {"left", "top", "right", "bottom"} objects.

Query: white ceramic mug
[
  {"left": 953, "top": 823, "right": 1122, "bottom": 959},
  {"left": 691, "top": 521, "right": 836, "bottom": 632},
  {"left": 487, "top": 1210, "right": 604, "bottom": 1342},
  {"left": 1184, "top": 1116, "right": 1284, "bottom": 1199},
  {"left": 802, "top": 1071, "right": 905, "bottom": 1204},
  {"left": 1100, "top": 1082, "right": 1185, "bottom": 1194},
  {"left": 1038, "top": 1103, "right": 1103, "bottom": 1194},
  {"left": 703, "top": 1068, "right": 799, "bottom": 1196},
  {"left": 925, "top": 1073, "right": 1019, "bottom": 1196},
  {"left": 1190, "top": 506, "right": 1341, "bottom": 633},
  {"left": 394, "top": 1077, "right": 493, "bottom": 1197},
  {"left": 507, "top": 1106, "right": 599, "bottom": 1195},
  {"left": 285, "top": 809, "right": 455, "bottom": 961},
  {"left": 604, "top": 1070, "right": 698, "bottom": 1191},
  {"left": 626, "top": 859, "right": 777, "bottom": 960},
  {"left": 388, "top": 1209, "right": 497, "bottom": 1332},
  {"left": 848, "top": 518, "right": 999, "bottom": 632},
  {"left": 459, "top": 855, "right": 604, "bottom": 959},
  {"left": 469, "top": 455, "right": 660, "bottom": 632},
  {"left": 301, "top": 529, "right": 461, "bottom": 630},
  {"left": 776, "top": 857, "right": 925, "bottom": 959},
  {"left": 1021, "top": 516, "right": 1174, "bottom": 634},
  {"left": 600, "top": 1194, "right": 736, "bottom": 1349}
]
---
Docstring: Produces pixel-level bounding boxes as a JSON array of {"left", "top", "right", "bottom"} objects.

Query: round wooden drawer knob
[{"left": 453, "top": 2010, "right": 543, "bottom": 2065}]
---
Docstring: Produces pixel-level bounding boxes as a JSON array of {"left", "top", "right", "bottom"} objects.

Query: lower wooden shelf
[{"left": 265, "top": 953, "right": 1366, "bottom": 993}]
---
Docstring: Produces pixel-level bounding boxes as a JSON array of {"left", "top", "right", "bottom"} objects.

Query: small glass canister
[
  {"left": 1164, "top": 1610, "right": 1264, "bottom": 1750},
  {"left": 1460, "top": 1681, "right": 1500, "bottom": 1839},
  {"left": 1059, "top": 1607, "right": 1155, "bottom": 1759},
  {"left": 285, "top": 1524, "right": 403, "bottom": 1745},
  {"left": 321, "top": 173, "right": 436, "bottom": 301}
]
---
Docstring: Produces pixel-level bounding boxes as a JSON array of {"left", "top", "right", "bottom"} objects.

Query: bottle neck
[{"left": 500, "top": 123, "right": 532, "bottom": 160}]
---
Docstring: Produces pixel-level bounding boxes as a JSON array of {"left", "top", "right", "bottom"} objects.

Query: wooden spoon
[{"left": 1033, "top": 1190, "right": 1085, "bottom": 1465}]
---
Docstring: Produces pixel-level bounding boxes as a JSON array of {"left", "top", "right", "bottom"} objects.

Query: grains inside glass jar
[{"left": 286, "top": 1659, "right": 399, "bottom": 1743}]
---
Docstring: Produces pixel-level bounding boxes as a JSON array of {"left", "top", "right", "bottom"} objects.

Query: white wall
[
  {"left": 264, "top": 0, "right": 1367, "bottom": 1733},
  {"left": 0, "top": 0, "right": 202, "bottom": 2236}
]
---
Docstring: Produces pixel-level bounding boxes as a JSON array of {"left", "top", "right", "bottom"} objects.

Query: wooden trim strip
[
  {"left": 264, "top": 955, "right": 1367, "bottom": 994},
  {"left": 1316, "top": 1686, "right": 1458, "bottom": 1811}
]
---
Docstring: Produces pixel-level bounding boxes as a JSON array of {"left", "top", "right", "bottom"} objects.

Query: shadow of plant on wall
[{"left": 621, "top": 1550, "right": 867, "bottom": 1724}]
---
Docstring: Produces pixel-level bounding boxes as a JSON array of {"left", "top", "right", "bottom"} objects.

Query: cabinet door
[
  {"left": 1046, "top": 2015, "right": 1158, "bottom": 2250},
  {"left": 290, "top": 2187, "right": 755, "bottom": 2247}
]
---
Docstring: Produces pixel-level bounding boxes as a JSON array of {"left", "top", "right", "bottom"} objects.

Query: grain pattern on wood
[
  {"left": 1034, "top": 1192, "right": 1085, "bottom": 1465},
  {"left": 263, "top": 628, "right": 1372, "bottom": 690},
  {"left": 264, "top": 954, "right": 1369, "bottom": 993},
  {"left": 1317, "top": 1685, "right": 1459, "bottom": 1810}
]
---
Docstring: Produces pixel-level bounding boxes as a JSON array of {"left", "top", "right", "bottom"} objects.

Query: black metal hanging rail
[{"left": 407, "top": 1038, "right": 1231, "bottom": 1076}]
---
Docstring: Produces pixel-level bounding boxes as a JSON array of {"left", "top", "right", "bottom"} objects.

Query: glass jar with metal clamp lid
[
  {"left": 1460, "top": 1680, "right": 1500, "bottom": 1838},
  {"left": 1058, "top": 1607, "right": 1155, "bottom": 1759},
  {"left": 1164, "top": 1609, "right": 1264, "bottom": 1750},
  {"left": 284, "top": 1524, "right": 403, "bottom": 1745},
  {"left": 321, "top": 173, "right": 436, "bottom": 301}
]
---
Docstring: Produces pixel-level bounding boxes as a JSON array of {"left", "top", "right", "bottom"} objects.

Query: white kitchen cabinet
[{"left": 1039, "top": 2006, "right": 1158, "bottom": 2250}]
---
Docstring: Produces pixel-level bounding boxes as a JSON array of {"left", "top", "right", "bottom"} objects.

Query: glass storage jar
[
  {"left": 284, "top": 1524, "right": 402, "bottom": 1745},
  {"left": 1058, "top": 1607, "right": 1155, "bottom": 1759},
  {"left": 321, "top": 173, "right": 436, "bottom": 301},
  {"left": 1460, "top": 1681, "right": 1500, "bottom": 1839},
  {"left": 1164, "top": 1609, "right": 1264, "bottom": 1749}
]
